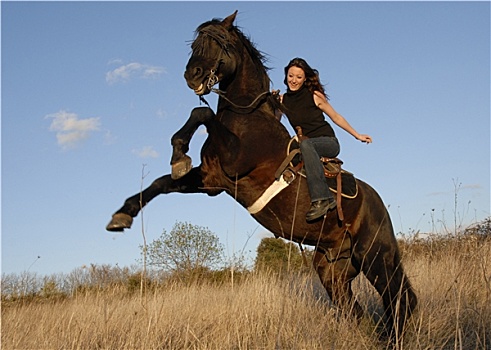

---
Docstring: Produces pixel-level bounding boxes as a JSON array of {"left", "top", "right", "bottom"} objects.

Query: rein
[
  {"left": 199, "top": 87, "right": 271, "bottom": 112},
  {"left": 214, "top": 89, "right": 271, "bottom": 109}
]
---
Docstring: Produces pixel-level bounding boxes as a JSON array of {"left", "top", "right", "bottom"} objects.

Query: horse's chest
[{"left": 200, "top": 155, "right": 230, "bottom": 195}]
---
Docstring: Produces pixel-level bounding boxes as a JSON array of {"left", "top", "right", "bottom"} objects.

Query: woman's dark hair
[{"left": 283, "top": 57, "right": 328, "bottom": 99}]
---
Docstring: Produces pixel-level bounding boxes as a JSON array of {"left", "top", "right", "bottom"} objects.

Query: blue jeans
[{"left": 299, "top": 136, "right": 340, "bottom": 203}]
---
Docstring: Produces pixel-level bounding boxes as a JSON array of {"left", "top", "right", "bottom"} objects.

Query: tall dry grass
[{"left": 2, "top": 236, "right": 491, "bottom": 349}]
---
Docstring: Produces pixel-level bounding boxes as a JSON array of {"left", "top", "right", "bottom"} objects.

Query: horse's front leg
[
  {"left": 106, "top": 167, "right": 205, "bottom": 232},
  {"left": 171, "top": 106, "right": 215, "bottom": 179}
]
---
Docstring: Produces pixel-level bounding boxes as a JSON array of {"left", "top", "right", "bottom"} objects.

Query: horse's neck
[{"left": 218, "top": 59, "right": 272, "bottom": 113}]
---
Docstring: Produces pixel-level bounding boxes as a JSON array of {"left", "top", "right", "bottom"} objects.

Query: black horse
[{"left": 106, "top": 11, "right": 417, "bottom": 339}]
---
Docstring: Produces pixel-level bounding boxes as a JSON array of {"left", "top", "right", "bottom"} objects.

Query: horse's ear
[{"left": 222, "top": 10, "right": 238, "bottom": 29}]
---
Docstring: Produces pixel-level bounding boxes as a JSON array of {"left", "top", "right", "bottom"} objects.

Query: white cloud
[
  {"left": 132, "top": 146, "right": 159, "bottom": 159},
  {"left": 46, "top": 110, "right": 100, "bottom": 149},
  {"left": 106, "top": 62, "right": 165, "bottom": 84},
  {"left": 142, "top": 66, "right": 165, "bottom": 78}
]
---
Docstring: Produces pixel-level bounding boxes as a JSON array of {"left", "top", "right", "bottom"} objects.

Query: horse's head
[{"left": 184, "top": 11, "right": 240, "bottom": 96}]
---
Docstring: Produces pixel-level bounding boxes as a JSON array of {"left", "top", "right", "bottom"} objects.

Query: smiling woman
[{"left": 278, "top": 57, "right": 372, "bottom": 221}]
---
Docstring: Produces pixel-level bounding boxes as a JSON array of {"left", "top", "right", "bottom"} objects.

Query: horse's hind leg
[
  {"left": 171, "top": 107, "right": 215, "bottom": 179},
  {"left": 361, "top": 245, "right": 417, "bottom": 338},
  {"left": 313, "top": 249, "right": 364, "bottom": 319}
]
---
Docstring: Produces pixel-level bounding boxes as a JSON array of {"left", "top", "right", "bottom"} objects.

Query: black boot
[{"left": 306, "top": 198, "right": 337, "bottom": 222}]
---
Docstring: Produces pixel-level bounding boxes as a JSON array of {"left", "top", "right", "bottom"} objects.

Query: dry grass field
[{"left": 2, "top": 233, "right": 491, "bottom": 349}]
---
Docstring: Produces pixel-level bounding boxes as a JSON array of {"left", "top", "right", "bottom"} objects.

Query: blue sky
[{"left": 2, "top": 1, "right": 490, "bottom": 275}]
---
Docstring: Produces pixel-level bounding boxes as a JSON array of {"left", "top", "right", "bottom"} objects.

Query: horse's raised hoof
[
  {"left": 106, "top": 213, "right": 133, "bottom": 232},
  {"left": 171, "top": 155, "right": 192, "bottom": 180}
]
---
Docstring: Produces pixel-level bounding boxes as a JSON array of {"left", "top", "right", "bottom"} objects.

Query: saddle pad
[{"left": 326, "top": 171, "right": 358, "bottom": 199}]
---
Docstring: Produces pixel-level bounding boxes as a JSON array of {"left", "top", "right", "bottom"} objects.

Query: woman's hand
[
  {"left": 356, "top": 134, "right": 373, "bottom": 143},
  {"left": 272, "top": 89, "right": 283, "bottom": 103}
]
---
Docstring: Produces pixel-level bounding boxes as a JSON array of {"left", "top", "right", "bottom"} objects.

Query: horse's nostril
[
  {"left": 184, "top": 66, "right": 204, "bottom": 82},
  {"left": 194, "top": 67, "right": 202, "bottom": 78}
]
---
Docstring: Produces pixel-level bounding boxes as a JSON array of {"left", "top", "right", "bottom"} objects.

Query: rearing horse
[{"left": 106, "top": 11, "right": 417, "bottom": 338}]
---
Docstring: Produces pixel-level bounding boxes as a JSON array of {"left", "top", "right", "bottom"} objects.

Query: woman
[{"left": 277, "top": 58, "right": 372, "bottom": 222}]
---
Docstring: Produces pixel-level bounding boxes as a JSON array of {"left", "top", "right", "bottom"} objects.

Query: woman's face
[{"left": 287, "top": 66, "right": 306, "bottom": 91}]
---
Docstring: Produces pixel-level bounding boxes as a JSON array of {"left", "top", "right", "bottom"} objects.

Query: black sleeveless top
[{"left": 282, "top": 85, "right": 335, "bottom": 138}]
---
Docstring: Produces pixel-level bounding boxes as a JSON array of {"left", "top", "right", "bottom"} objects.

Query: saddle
[{"left": 275, "top": 128, "right": 358, "bottom": 221}]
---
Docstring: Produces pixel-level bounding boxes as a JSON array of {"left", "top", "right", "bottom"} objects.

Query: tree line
[
  {"left": 3, "top": 217, "right": 489, "bottom": 302},
  {"left": 2, "top": 221, "right": 311, "bottom": 301}
]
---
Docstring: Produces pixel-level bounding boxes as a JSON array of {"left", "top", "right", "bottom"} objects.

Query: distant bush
[
  {"left": 254, "top": 237, "right": 312, "bottom": 274},
  {"left": 140, "top": 221, "right": 224, "bottom": 274},
  {"left": 465, "top": 216, "right": 491, "bottom": 238}
]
